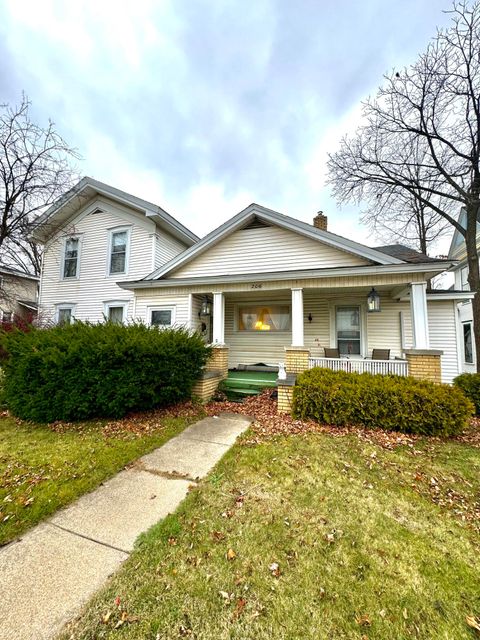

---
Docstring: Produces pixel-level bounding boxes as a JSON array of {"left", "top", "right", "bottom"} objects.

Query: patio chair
[
  {"left": 371, "top": 349, "right": 391, "bottom": 360},
  {"left": 324, "top": 347, "right": 340, "bottom": 358}
]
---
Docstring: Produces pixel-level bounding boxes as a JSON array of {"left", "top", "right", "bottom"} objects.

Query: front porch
[{"left": 203, "top": 281, "right": 439, "bottom": 378}]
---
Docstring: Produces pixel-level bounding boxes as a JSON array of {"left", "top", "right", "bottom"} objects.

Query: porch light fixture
[
  {"left": 367, "top": 287, "right": 381, "bottom": 313},
  {"left": 199, "top": 297, "right": 211, "bottom": 317}
]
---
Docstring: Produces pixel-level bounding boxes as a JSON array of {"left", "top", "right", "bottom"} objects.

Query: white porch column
[
  {"left": 291, "top": 287, "right": 304, "bottom": 347},
  {"left": 410, "top": 282, "right": 429, "bottom": 349},
  {"left": 212, "top": 292, "right": 225, "bottom": 345}
]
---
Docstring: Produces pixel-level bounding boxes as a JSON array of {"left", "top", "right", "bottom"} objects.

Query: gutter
[{"left": 118, "top": 261, "right": 454, "bottom": 290}]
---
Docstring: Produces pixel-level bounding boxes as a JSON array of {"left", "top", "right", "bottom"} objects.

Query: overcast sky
[{"left": 0, "top": 0, "right": 453, "bottom": 250}]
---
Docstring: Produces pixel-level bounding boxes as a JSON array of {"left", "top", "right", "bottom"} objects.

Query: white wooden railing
[{"left": 308, "top": 357, "right": 409, "bottom": 376}]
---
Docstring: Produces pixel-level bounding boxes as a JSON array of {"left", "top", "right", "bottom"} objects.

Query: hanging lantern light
[
  {"left": 199, "top": 296, "right": 211, "bottom": 316},
  {"left": 367, "top": 287, "right": 381, "bottom": 312}
]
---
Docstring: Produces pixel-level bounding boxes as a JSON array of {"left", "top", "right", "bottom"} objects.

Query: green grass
[
  {"left": 60, "top": 431, "right": 480, "bottom": 640},
  {"left": 0, "top": 412, "right": 200, "bottom": 546}
]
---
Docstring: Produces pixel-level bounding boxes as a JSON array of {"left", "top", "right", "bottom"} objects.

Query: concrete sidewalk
[{"left": 0, "top": 413, "right": 251, "bottom": 640}]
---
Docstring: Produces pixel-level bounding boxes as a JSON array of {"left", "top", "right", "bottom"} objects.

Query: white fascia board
[
  {"left": 145, "top": 203, "right": 402, "bottom": 281},
  {"left": 399, "top": 292, "right": 475, "bottom": 301},
  {"left": 120, "top": 260, "right": 453, "bottom": 290}
]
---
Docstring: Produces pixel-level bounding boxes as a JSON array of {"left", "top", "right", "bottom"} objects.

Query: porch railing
[{"left": 308, "top": 357, "right": 409, "bottom": 376}]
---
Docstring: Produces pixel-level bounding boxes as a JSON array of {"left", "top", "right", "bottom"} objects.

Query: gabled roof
[
  {"left": 447, "top": 207, "right": 480, "bottom": 260},
  {"left": 31, "top": 177, "right": 199, "bottom": 246},
  {"left": 145, "top": 203, "right": 403, "bottom": 281},
  {"left": 373, "top": 244, "right": 445, "bottom": 264}
]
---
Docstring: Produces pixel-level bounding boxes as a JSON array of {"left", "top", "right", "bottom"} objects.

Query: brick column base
[
  {"left": 192, "top": 370, "right": 223, "bottom": 402},
  {"left": 404, "top": 349, "right": 443, "bottom": 383},
  {"left": 206, "top": 346, "right": 229, "bottom": 379},
  {"left": 284, "top": 347, "right": 310, "bottom": 374}
]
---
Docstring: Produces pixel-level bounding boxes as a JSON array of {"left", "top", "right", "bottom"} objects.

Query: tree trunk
[{"left": 465, "top": 203, "right": 480, "bottom": 372}]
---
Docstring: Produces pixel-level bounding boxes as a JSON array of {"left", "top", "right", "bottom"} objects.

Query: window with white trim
[
  {"left": 1, "top": 310, "right": 12, "bottom": 322},
  {"left": 463, "top": 322, "right": 473, "bottom": 364},
  {"left": 336, "top": 306, "right": 361, "bottom": 355},
  {"left": 104, "top": 301, "right": 128, "bottom": 324},
  {"left": 56, "top": 304, "right": 75, "bottom": 325},
  {"left": 63, "top": 237, "right": 80, "bottom": 279},
  {"left": 108, "top": 228, "right": 130, "bottom": 275},
  {"left": 150, "top": 307, "right": 175, "bottom": 327},
  {"left": 237, "top": 305, "right": 290, "bottom": 331}
]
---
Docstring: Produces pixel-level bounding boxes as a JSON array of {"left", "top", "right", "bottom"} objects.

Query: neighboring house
[
  {"left": 448, "top": 209, "right": 478, "bottom": 372},
  {"left": 32, "top": 177, "right": 198, "bottom": 325},
  {"left": 35, "top": 178, "right": 471, "bottom": 386},
  {"left": 0, "top": 265, "right": 39, "bottom": 322}
]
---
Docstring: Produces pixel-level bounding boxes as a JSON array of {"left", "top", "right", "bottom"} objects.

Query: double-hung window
[
  {"left": 109, "top": 228, "right": 130, "bottom": 275},
  {"left": 56, "top": 304, "right": 75, "bottom": 325},
  {"left": 63, "top": 237, "right": 80, "bottom": 279},
  {"left": 104, "top": 301, "right": 128, "bottom": 324}
]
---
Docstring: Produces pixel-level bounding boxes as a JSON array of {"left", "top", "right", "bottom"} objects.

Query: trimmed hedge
[
  {"left": 293, "top": 367, "right": 473, "bottom": 437},
  {"left": 453, "top": 372, "right": 480, "bottom": 415},
  {"left": 1, "top": 322, "right": 211, "bottom": 422}
]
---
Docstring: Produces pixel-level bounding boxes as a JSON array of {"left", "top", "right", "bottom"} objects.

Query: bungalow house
[{"left": 34, "top": 178, "right": 471, "bottom": 405}]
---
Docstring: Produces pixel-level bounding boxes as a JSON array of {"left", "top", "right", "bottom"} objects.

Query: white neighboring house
[
  {"left": 35, "top": 178, "right": 472, "bottom": 384},
  {"left": 448, "top": 209, "right": 478, "bottom": 372},
  {"left": 33, "top": 177, "right": 198, "bottom": 325}
]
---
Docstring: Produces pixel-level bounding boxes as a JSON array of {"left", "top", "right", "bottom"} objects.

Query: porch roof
[{"left": 119, "top": 260, "right": 454, "bottom": 290}]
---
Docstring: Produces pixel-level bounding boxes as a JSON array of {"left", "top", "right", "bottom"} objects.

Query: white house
[
  {"left": 34, "top": 178, "right": 472, "bottom": 397},
  {"left": 448, "top": 209, "right": 479, "bottom": 372}
]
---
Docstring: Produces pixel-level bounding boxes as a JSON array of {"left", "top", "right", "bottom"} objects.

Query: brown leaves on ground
[{"left": 466, "top": 615, "right": 480, "bottom": 632}]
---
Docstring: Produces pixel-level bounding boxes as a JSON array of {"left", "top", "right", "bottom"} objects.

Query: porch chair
[
  {"left": 371, "top": 349, "right": 391, "bottom": 360},
  {"left": 324, "top": 347, "right": 340, "bottom": 358}
]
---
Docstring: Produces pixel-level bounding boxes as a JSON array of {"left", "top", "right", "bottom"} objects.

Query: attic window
[{"left": 241, "top": 217, "right": 272, "bottom": 230}]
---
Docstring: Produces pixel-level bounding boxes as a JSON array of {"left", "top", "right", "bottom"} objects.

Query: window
[
  {"left": 104, "top": 301, "right": 128, "bottom": 324},
  {"left": 463, "top": 322, "right": 473, "bottom": 363},
  {"left": 461, "top": 266, "right": 469, "bottom": 291},
  {"left": 2, "top": 311, "right": 12, "bottom": 323},
  {"left": 56, "top": 304, "right": 75, "bottom": 325},
  {"left": 63, "top": 237, "right": 80, "bottom": 279},
  {"left": 238, "top": 305, "right": 290, "bottom": 331},
  {"left": 336, "top": 306, "right": 361, "bottom": 355},
  {"left": 150, "top": 307, "right": 175, "bottom": 327},
  {"left": 109, "top": 228, "right": 130, "bottom": 275}
]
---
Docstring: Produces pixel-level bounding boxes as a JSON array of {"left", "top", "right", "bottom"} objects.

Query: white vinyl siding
[
  {"left": 134, "top": 290, "right": 190, "bottom": 328},
  {"left": 154, "top": 232, "right": 188, "bottom": 269},
  {"left": 40, "top": 204, "right": 154, "bottom": 323},
  {"left": 171, "top": 226, "right": 370, "bottom": 278},
  {"left": 428, "top": 300, "right": 460, "bottom": 383}
]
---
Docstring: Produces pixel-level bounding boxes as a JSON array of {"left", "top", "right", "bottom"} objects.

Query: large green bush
[
  {"left": 293, "top": 367, "right": 473, "bottom": 437},
  {"left": 453, "top": 372, "right": 480, "bottom": 415},
  {"left": 1, "top": 322, "right": 211, "bottom": 422}
]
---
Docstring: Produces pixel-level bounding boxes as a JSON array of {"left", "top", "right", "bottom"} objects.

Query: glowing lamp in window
[{"left": 367, "top": 288, "right": 381, "bottom": 313}]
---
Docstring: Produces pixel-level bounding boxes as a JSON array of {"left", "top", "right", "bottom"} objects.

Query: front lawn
[
  {"left": 0, "top": 405, "right": 202, "bottom": 546},
  {"left": 61, "top": 396, "right": 480, "bottom": 639}
]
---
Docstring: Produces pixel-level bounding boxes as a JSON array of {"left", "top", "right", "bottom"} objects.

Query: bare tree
[
  {"left": 327, "top": 1, "right": 480, "bottom": 370},
  {"left": 359, "top": 140, "right": 451, "bottom": 255},
  {"left": 0, "top": 94, "right": 80, "bottom": 275}
]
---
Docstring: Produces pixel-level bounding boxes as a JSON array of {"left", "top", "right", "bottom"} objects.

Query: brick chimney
[{"left": 313, "top": 211, "right": 328, "bottom": 231}]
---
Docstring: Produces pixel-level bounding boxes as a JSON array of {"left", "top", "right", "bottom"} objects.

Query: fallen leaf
[
  {"left": 102, "top": 611, "right": 112, "bottom": 624},
  {"left": 466, "top": 615, "right": 480, "bottom": 631},
  {"left": 269, "top": 562, "right": 281, "bottom": 577},
  {"left": 227, "top": 548, "right": 236, "bottom": 560},
  {"left": 355, "top": 614, "right": 372, "bottom": 626},
  {"left": 232, "top": 597, "right": 247, "bottom": 619}
]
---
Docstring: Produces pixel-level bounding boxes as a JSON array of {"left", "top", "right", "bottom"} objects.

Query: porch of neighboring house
[{"left": 191, "top": 279, "right": 456, "bottom": 408}]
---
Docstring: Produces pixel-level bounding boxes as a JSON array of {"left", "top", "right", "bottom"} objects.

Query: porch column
[
  {"left": 291, "top": 288, "right": 304, "bottom": 347},
  {"left": 410, "top": 282, "right": 429, "bottom": 349},
  {"left": 212, "top": 292, "right": 225, "bottom": 345}
]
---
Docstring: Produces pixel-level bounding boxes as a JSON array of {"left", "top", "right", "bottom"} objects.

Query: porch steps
[{"left": 219, "top": 370, "right": 278, "bottom": 401}]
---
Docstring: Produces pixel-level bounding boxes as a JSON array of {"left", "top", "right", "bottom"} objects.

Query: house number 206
[{"left": 251, "top": 283, "right": 262, "bottom": 289}]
